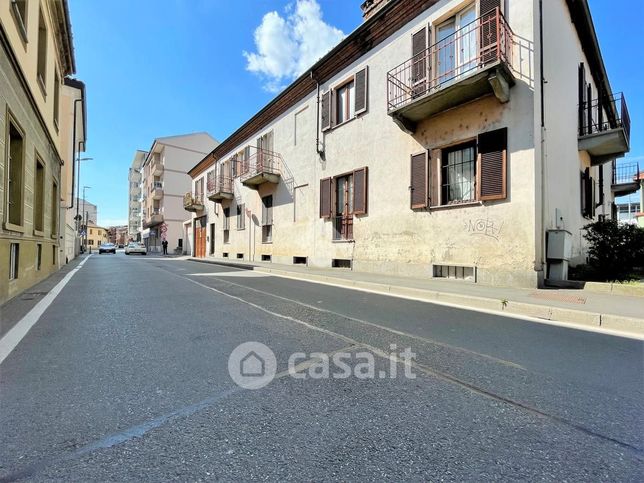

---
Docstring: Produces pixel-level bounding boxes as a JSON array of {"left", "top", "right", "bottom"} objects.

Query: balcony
[
  {"left": 206, "top": 170, "right": 233, "bottom": 202},
  {"left": 611, "top": 162, "right": 640, "bottom": 197},
  {"left": 151, "top": 154, "right": 164, "bottom": 176},
  {"left": 239, "top": 147, "right": 281, "bottom": 187},
  {"left": 145, "top": 210, "right": 163, "bottom": 227},
  {"left": 152, "top": 182, "right": 163, "bottom": 200},
  {"left": 578, "top": 93, "right": 631, "bottom": 164},
  {"left": 184, "top": 192, "right": 205, "bottom": 212},
  {"left": 387, "top": 8, "right": 514, "bottom": 133}
]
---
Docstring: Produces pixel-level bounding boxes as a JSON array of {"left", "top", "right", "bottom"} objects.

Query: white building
[
  {"left": 138, "top": 133, "right": 218, "bottom": 253},
  {"left": 128, "top": 150, "right": 146, "bottom": 241},
  {"left": 185, "top": 0, "right": 630, "bottom": 287}
]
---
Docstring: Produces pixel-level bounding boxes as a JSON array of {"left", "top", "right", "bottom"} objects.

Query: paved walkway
[{"left": 190, "top": 256, "right": 644, "bottom": 334}]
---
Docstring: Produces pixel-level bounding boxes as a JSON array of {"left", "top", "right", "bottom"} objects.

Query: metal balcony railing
[
  {"left": 239, "top": 147, "right": 281, "bottom": 183},
  {"left": 387, "top": 8, "right": 513, "bottom": 112},
  {"left": 579, "top": 92, "right": 631, "bottom": 142},
  {"left": 183, "top": 192, "right": 204, "bottom": 210},
  {"left": 612, "top": 162, "right": 640, "bottom": 185},
  {"left": 207, "top": 170, "right": 233, "bottom": 198}
]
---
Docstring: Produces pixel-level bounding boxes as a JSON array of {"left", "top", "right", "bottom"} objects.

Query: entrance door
[{"left": 194, "top": 217, "right": 207, "bottom": 258}]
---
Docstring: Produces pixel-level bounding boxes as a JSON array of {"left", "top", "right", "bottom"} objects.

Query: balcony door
[
  {"left": 257, "top": 131, "right": 274, "bottom": 171},
  {"left": 436, "top": 5, "right": 477, "bottom": 86}
]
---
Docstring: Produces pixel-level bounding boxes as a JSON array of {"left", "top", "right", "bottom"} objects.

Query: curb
[{"left": 188, "top": 258, "right": 644, "bottom": 337}]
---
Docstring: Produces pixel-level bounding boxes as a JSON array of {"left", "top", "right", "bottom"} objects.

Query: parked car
[
  {"left": 98, "top": 243, "right": 117, "bottom": 254},
  {"left": 125, "top": 242, "right": 147, "bottom": 255}
]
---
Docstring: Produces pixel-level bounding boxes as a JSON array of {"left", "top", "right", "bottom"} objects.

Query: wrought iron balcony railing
[
  {"left": 183, "top": 192, "right": 204, "bottom": 212},
  {"left": 239, "top": 147, "right": 281, "bottom": 186},
  {"left": 387, "top": 8, "right": 513, "bottom": 113},
  {"left": 579, "top": 93, "right": 631, "bottom": 142},
  {"left": 206, "top": 170, "right": 234, "bottom": 201}
]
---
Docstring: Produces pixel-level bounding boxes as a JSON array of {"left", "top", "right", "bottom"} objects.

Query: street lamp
[{"left": 75, "top": 157, "right": 93, "bottom": 228}]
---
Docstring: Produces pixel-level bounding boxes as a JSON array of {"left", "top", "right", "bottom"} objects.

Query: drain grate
[{"left": 529, "top": 292, "right": 586, "bottom": 304}]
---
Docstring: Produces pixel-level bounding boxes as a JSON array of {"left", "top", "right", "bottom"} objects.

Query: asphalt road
[{"left": 0, "top": 253, "right": 642, "bottom": 481}]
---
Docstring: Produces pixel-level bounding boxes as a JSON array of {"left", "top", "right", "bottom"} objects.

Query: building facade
[
  {"left": 138, "top": 133, "right": 218, "bottom": 253},
  {"left": 85, "top": 223, "right": 107, "bottom": 251},
  {"left": 1, "top": 0, "right": 79, "bottom": 304},
  {"left": 128, "top": 150, "right": 145, "bottom": 241},
  {"left": 186, "top": 0, "right": 630, "bottom": 288},
  {"left": 107, "top": 225, "right": 127, "bottom": 246}
]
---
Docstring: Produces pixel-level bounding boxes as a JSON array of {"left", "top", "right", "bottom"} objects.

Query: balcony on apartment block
[
  {"left": 206, "top": 170, "right": 233, "bottom": 202},
  {"left": 151, "top": 154, "right": 164, "bottom": 176},
  {"left": 184, "top": 192, "right": 205, "bottom": 212},
  {"left": 578, "top": 93, "right": 631, "bottom": 164},
  {"left": 611, "top": 161, "right": 640, "bottom": 197},
  {"left": 387, "top": 8, "right": 514, "bottom": 133},
  {"left": 145, "top": 210, "right": 163, "bottom": 227},
  {"left": 239, "top": 147, "right": 281, "bottom": 187},
  {"left": 152, "top": 181, "right": 164, "bottom": 200}
]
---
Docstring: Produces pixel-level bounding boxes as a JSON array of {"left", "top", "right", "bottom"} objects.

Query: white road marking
[
  {"left": 0, "top": 255, "right": 91, "bottom": 366},
  {"left": 187, "top": 271, "right": 270, "bottom": 278}
]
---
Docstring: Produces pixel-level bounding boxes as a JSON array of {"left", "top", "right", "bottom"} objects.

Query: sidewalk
[{"left": 189, "top": 257, "right": 644, "bottom": 337}]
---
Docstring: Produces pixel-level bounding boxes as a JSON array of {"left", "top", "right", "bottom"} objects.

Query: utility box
[{"left": 546, "top": 229, "right": 572, "bottom": 281}]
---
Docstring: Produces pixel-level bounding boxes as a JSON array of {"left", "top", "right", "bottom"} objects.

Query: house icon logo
[
  {"left": 240, "top": 351, "right": 265, "bottom": 377},
  {"left": 228, "top": 342, "right": 276, "bottom": 389}
]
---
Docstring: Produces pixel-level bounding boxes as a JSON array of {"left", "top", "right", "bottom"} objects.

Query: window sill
[
  {"left": 262, "top": 241, "right": 273, "bottom": 245},
  {"left": 33, "top": 229, "right": 44, "bottom": 237},
  {"left": 324, "top": 114, "right": 360, "bottom": 133},
  {"left": 4, "top": 221, "right": 25, "bottom": 233},
  {"left": 429, "top": 201, "right": 482, "bottom": 211},
  {"left": 332, "top": 239, "right": 354, "bottom": 243}
]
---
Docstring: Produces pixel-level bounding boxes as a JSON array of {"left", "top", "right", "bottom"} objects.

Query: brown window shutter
[
  {"left": 480, "top": 0, "right": 501, "bottom": 64},
  {"left": 477, "top": 127, "right": 507, "bottom": 201},
  {"left": 320, "top": 177, "right": 332, "bottom": 218},
  {"left": 354, "top": 67, "right": 368, "bottom": 115},
  {"left": 321, "top": 91, "right": 331, "bottom": 131},
  {"left": 410, "top": 152, "right": 428, "bottom": 209},
  {"left": 411, "top": 28, "right": 427, "bottom": 86},
  {"left": 353, "top": 167, "right": 368, "bottom": 215}
]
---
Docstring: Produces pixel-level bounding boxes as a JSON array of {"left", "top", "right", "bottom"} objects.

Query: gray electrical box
[{"left": 546, "top": 229, "right": 573, "bottom": 281}]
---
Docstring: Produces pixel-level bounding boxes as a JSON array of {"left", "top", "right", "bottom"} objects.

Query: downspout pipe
[
  {"left": 69, "top": 98, "right": 83, "bottom": 210},
  {"left": 311, "top": 71, "right": 325, "bottom": 159},
  {"left": 538, "top": 0, "right": 547, "bottom": 284}
]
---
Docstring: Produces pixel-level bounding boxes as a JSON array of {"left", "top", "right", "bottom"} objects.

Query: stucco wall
[{"left": 188, "top": 0, "right": 544, "bottom": 287}]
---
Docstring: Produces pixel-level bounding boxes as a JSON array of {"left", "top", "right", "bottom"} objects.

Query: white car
[{"left": 125, "top": 242, "right": 147, "bottom": 255}]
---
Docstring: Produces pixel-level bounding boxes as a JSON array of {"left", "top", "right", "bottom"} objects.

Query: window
[
  {"left": 581, "top": 168, "right": 595, "bottom": 219},
  {"left": 436, "top": 5, "right": 476, "bottom": 85},
  {"left": 441, "top": 142, "right": 476, "bottom": 204},
  {"left": 236, "top": 203, "right": 245, "bottom": 230},
  {"left": 320, "top": 167, "right": 368, "bottom": 241},
  {"left": 36, "top": 243, "right": 42, "bottom": 271},
  {"left": 336, "top": 80, "right": 355, "bottom": 125},
  {"left": 34, "top": 158, "right": 45, "bottom": 233},
  {"left": 209, "top": 223, "right": 215, "bottom": 255},
  {"left": 410, "top": 128, "right": 507, "bottom": 209},
  {"left": 261, "top": 195, "right": 273, "bottom": 243},
  {"left": 10, "top": 243, "right": 19, "bottom": 280},
  {"left": 88, "top": 239, "right": 94, "bottom": 246},
  {"left": 7, "top": 119, "right": 25, "bottom": 227},
  {"left": 51, "top": 180, "right": 58, "bottom": 236},
  {"left": 52, "top": 244, "right": 56, "bottom": 265},
  {"left": 11, "top": 0, "right": 28, "bottom": 43},
  {"left": 90, "top": 229, "right": 93, "bottom": 235},
  {"left": 321, "top": 67, "right": 368, "bottom": 131},
  {"left": 223, "top": 207, "right": 230, "bottom": 243},
  {"left": 53, "top": 70, "right": 60, "bottom": 128},
  {"left": 37, "top": 9, "right": 47, "bottom": 92}
]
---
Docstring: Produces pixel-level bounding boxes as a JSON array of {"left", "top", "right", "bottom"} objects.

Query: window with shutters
[
  {"left": 334, "top": 174, "right": 354, "bottom": 240},
  {"left": 321, "top": 67, "right": 368, "bottom": 131},
  {"left": 320, "top": 168, "right": 368, "bottom": 240},
  {"left": 262, "top": 195, "right": 273, "bottom": 243},
  {"left": 580, "top": 168, "right": 595, "bottom": 219},
  {"left": 6, "top": 118, "right": 25, "bottom": 228},
  {"left": 11, "top": 0, "right": 28, "bottom": 44}
]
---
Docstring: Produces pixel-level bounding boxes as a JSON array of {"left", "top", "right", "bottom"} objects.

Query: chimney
[{"left": 360, "top": 0, "right": 392, "bottom": 21}]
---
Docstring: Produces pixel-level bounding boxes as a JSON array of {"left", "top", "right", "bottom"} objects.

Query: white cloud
[{"left": 243, "top": 0, "right": 345, "bottom": 93}]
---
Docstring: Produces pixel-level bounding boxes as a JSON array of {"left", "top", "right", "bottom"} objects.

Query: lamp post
[
  {"left": 75, "top": 157, "right": 93, "bottom": 231},
  {"left": 82, "top": 186, "right": 91, "bottom": 252}
]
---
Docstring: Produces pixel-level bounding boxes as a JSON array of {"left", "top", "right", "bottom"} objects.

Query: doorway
[
  {"left": 194, "top": 216, "right": 207, "bottom": 258},
  {"left": 209, "top": 223, "right": 215, "bottom": 255}
]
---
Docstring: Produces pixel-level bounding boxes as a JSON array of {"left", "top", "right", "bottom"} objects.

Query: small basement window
[
  {"left": 433, "top": 264, "right": 475, "bottom": 281},
  {"left": 293, "top": 256, "right": 307, "bottom": 265},
  {"left": 236, "top": 253, "right": 244, "bottom": 259},
  {"left": 332, "top": 258, "right": 352, "bottom": 269},
  {"left": 223, "top": 252, "right": 229, "bottom": 258},
  {"left": 261, "top": 254, "right": 272, "bottom": 262}
]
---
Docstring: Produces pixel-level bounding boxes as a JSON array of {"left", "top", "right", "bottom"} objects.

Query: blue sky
[{"left": 68, "top": 0, "right": 643, "bottom": 226}]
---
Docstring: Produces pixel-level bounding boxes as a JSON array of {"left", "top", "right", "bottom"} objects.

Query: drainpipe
[
  {"left": 537, "top": 0, "right": 547, "bottom": 284},
  {"left": 312, "top": 71, "right": 325, "bottom": 159},
  {"left": 69, "top": 98, "right": 83, "bottom": 210}
]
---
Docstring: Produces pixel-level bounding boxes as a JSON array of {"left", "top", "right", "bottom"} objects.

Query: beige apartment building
[
  {"left": 186, "top": 0, "right": 630, "bottom": 288},
  {"left": 85, "top": 223, "right": 107, "bottom": 251},
  {"left": 128, "top": 150, "right": 145, "bottom": 241},
  {"left": 138, "top": 133, "right": 218, "bottom": 253},
  {"left": 1, "top": 0, "right": 83, "bottom": 304}
]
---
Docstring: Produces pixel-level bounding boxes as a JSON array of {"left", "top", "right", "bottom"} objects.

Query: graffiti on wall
[{"left": 464, "top": 217, "right": 503, "bottom": 240}]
